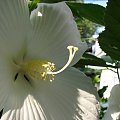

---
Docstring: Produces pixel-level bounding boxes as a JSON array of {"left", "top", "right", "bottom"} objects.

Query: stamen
[
  {"left": 21, "top": 46, "right": 78, "bottom": 82},
  {"left": 47, "top": 46, "right": 78, "bottom": 75},
  {"left": 21, "top": 60, "right": 56, "bottom": 81}
]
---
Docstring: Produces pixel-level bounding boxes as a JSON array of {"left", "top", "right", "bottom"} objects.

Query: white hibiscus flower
[
  {"left": 0, "top": 0, "right": 99, "bottom": 120},
  {"left": 103, "top": 84, "right": 120, "bottom": 120}
]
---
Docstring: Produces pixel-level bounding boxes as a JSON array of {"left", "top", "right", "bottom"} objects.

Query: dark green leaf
[
  {"left": 100, "top": 98, "right": 108, "bottom": 103},
  {"left": 74, "top": 53, "right": 114, "bottom": 68},
  {"left": 98, "top": 0, "right": 120, "bottom": 61},
  {"left": 101, "top": 55, "right": 113, "bottom": 64},
  {"left": 66, "top": 2, "right": 105, "bottom": 25},
  {"left": 98, "top": 86, "right": 108, "bottom": 98}
]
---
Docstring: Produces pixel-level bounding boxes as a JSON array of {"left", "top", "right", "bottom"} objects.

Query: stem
[
  {"left": 106, "top": 67, "right": 117, "bottom": 73},
  {"left": 116, "top": 61, "right": 120, "bottom": 81},
  {"left": 117, "top": 67, "right": 120, "bottom": 81}
]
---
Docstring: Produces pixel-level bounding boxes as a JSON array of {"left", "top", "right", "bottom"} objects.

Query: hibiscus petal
[
  {"left": 0, "top": 56, "right": 17, "bottom": 111},
  {"left": 28, "top": 2, "right": 87, "bottom": 67},
  {"left": 103, "top": 84, "right": 120, "bottom": 120},
  {"left": 0, "top": 56, "right": 48, "bottom": 119},
  {"left": 0, "top": 57, "right": 33, "bottom": 118},
  {"left": 0, "top": 0, "right": 31, "bottom": 63},
  {"left": 0, "top": 63, "right": 99, "bottom": 120},
  {"left": 22, "top": 95, "right": 46, "bottom": 120},
  {"left": 33, "top": 67, "right": 99, "bottom": 120},
  {"left": 1, "top": 95, "right": 48, "bottom": 120}
]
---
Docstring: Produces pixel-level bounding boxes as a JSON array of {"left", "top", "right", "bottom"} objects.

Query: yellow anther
[{"left": 21, "top": 60, "right": 56, "bottom": 81}]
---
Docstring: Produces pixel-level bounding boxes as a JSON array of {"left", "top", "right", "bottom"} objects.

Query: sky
[{"left": 84, "top": 0, "right": 108, "bottom": 7}]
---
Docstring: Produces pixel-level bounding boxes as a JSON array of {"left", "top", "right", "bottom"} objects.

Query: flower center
[
  {"left": 21, "top": 46, "right": 78, "bottom": 82},
  {"left": 21, "top": 60, "right": 56, "bottom": 82}
]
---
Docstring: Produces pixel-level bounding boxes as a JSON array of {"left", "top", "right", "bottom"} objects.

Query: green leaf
[
  {"left": 28, "top": 0, "right": 41, "bottom": 12},
  {"left": 98, "top": 86, "right": 108, "bottom": 98},
  {"left": 101, "top": 55, "right": 114, "bottom": 64},
  {"left": 100, "top": 98, "right": 108, "bottom": 103},
  {"left": 93, "top": 75, "right": 100, "bottom": 83},
  {"left": 74, "top": 53, "right": 114, "bottom": 68},
  {"left": 66, "top": 2, "right": 105, "bottom": 25},
  {"left": 98, "top": 0, "right": 120, "bottom": 61}
]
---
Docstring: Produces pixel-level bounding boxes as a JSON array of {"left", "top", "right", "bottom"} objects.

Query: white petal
[
  {"left": 0, "top": 56, "right": 47, "bottom": 119},
  {"left": 1, "top": 95, "right": 48, "bottom": 120},
  {"left": 0, "top": 66, "right": 99, "bottom": 120},
  {"left": 28, "top": 2, "right": 87, "bottom": 67},
  {"left": 103, "top": 84, "right": 120, "bottom": 120},
  {"left": 0, "top": 56, "right": 17, "bottom": 111},
  {"left": 0, "top": 56, "right": 48, "bottom": 120},
  {"left": 0, "top": 0, "right": 31, "bottom": 63},
  {"left": 33, "top": 67, "right": 99, "bottom": 120},
  {"left": 0, "top": 57, "right": 34, "bottom": 119}
]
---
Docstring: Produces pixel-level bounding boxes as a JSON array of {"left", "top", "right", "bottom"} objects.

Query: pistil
[{"left": 21, "top": 46, "right": 78, "bottom": 82}]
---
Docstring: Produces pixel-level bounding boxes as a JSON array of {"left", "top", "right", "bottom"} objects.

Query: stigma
[{"left": 21, "top": 46, "right": 78, "bottom": 82}]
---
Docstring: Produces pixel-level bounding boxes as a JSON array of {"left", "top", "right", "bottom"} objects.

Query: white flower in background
[
  {"left": 100, "top": 69, "right": 119, "bottom": 98},
  {"left": 0, "top": 0, "right": 99, "bottom": 120},
  {"left": 103, "top": 84, "right": 120, "bottom": 120}
]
